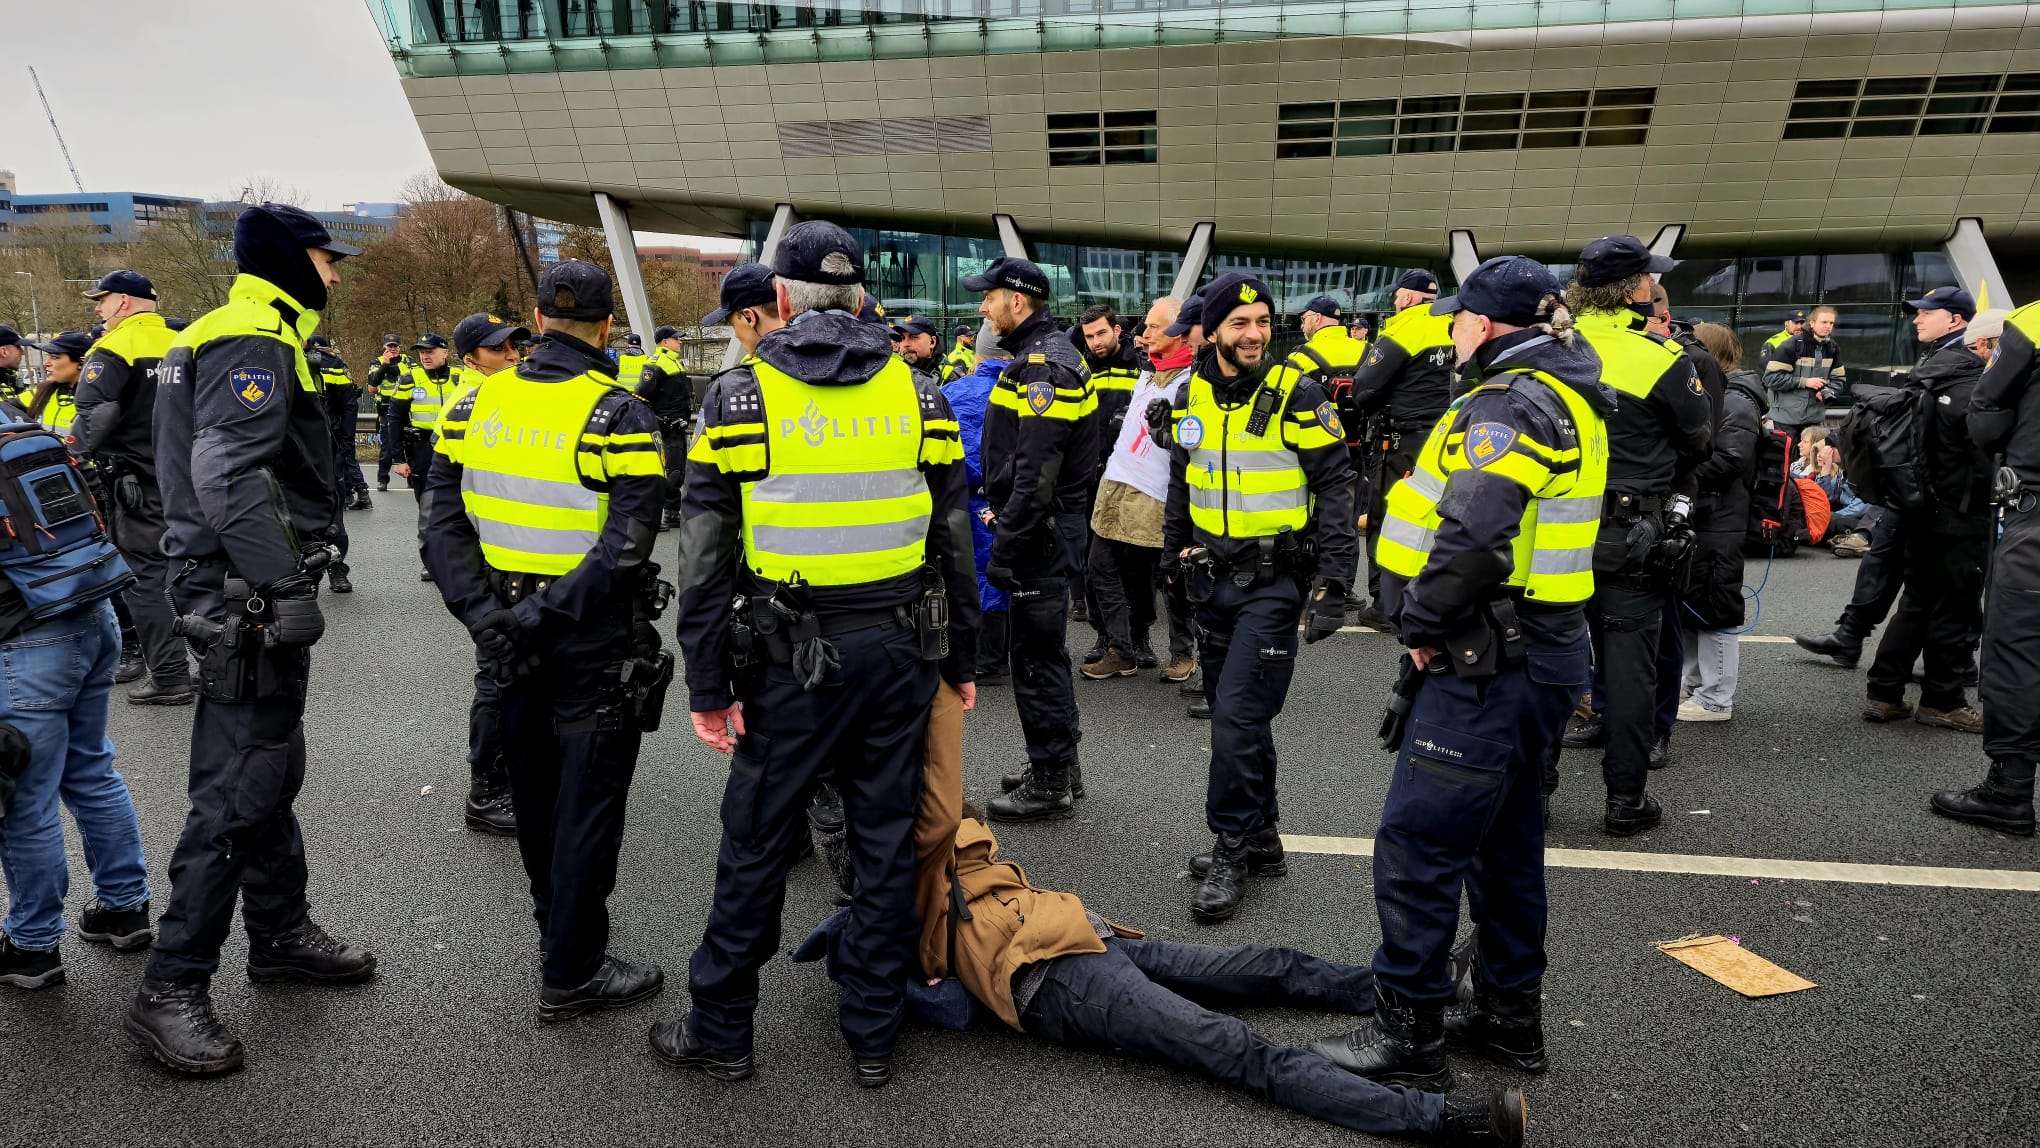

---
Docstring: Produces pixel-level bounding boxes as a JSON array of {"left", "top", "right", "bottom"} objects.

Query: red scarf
[{"left": 1149, "top": 344, "right": 1194, "bottom": 373}]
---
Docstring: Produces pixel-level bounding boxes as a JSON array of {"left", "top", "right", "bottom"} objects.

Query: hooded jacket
[
  {"left": 1684, "top": 368, "right": 1761, "bottom": 630},
  {"left": 944, "top": 360, "right": 1009, "bottom": 614}
]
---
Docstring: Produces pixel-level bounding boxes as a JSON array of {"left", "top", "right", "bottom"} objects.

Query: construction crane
[{"left": 28, "top": 67, "right": 85, "bottom": 193}]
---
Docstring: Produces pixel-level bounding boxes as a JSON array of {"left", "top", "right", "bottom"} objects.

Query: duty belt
[
  {"left": 486, "top": 568, "right": 555, "bottom": 602},
  {"left": 1603, "top": 491, "right": 1667, "bottom": 523},
  {"left": 747, "top": 601, "right": 912, "bottom": 664}
]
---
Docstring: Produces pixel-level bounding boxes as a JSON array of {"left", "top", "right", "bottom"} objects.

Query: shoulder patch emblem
[
  {"left": 1465, "top": 422, "right": 1517, "bottom": 468},
  {"left": 1365, "top": 348, "right": 1385, "bottom": 367},
  {"left": 229, "top": 366, "right": 277, "bottom": 411},
  {"left": 1688, "top": 374, "right": 1706, "bottom": 397},
  {"left": 1315, "top": 400, "right": 1343, "bottom": 438},
  {"left": 1177, "top": 414, "right": 1205, "bottom": 450},
  {"left": 1025, "top": 380, "right": 1055, "bottom": 415},
  {"left": 83, "top": 360, "right": 106, "bottom": 386}
]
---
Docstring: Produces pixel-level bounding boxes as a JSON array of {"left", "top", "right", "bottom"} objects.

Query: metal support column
[
  {"left": 1168, "top": 222, "right": 1215, "bottom": 302},
  {"left": 722, "top": 203, "right": 801, "bottom": 371},
  {"left": 1943, "top": 217, "right": 2017, "bottom": 311},
  {"left": 1647, "top": 224, "right": 1685, "bottom": 283},
  {"left": 593, "top": 192, "right": 653, "bottom": 341},
  {"left": 1446, "top": 229, "right": 1481, "bottom": 284},
  {"left": 993, "top": 214, "right": 1029, "bottom": 259}
]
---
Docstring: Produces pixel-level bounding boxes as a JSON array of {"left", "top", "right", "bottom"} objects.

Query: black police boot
[
  {"left": 247, "top": 920, "right": 378, "bottom": 984},
  {"left": 1178, "top": 676, "right": 1204, "bottom": 698},
  {"left": 78, "top": 898, "right": 153, "bottom": 952},
  {"left": 1000, "top": 762, "right": 1085, "bottom": 799},
  {"left": 466, "top": 762, "right": 518, "bottom": 837},
  {"left": 1647, "top": 735, "right": 1669, "bottom": 770},
  {"left": 648, "top": 1011, "right": 754, "bottom": 1081},
  {"left": 1188, "top": 824, "right": 1287, "bottom": 878},
  {"left": 854, "top": 1055, "right": 894, "bottom": 1089},
  {"left": 353, "top": 489, "right": 375, "bottom": 511},
  {"left": 376, "top": 480, "right": 389, "bottom": 493},
  {"left": 1436, "top": 1089, "right": 1528, "bottom": 1147},
  {"left": 1187, "top": 694, "right": 1212, "bottom": 719},
  {"left": 1312, "top": 984, "right": 1452, "bottom": 1090},
  {"left": 1604, "top": 791, "right": 1663, "bottom": 838},
  {"left": 540, "top": 953, "right": 664, "bottom": 1022},
  {"left": 127, "top": 676, "right": 196, "bottom": 707},
  {"left": 329, "top": 569, "right": 354, "bottom": 594},
  {"left": 1190, "top": 834, "right": 1251, "bottom": 922},
  {"left": 986, "top": 765, "right": 1076, "bottom": 822},
  {"left": 0, "top": 934, "right": 63, "bottom": 990},
  {"left": 1444, "top": 985, "right": 1548, "bottom": 1074},
  {"left": 114, "top": 647, "right": 145, "bottom": 684},
  {"left": 1079, "top": 641, "right": 1105, "bottom": 666},
  {"left": 1792, "top": 630, "right": 1862, "bottom": 668},
  {"left": 1931, "top": 759, "right": 2037, "bottom": 836},
  {"left": 126, "top": 979, "right": 244, "bottom": 1075},
  {"left": 1560, "top": 714, "right": 1604, "bottom": 749},
  {"left": 1354, "top": 602, "right": 1390, "bottom": 630}
]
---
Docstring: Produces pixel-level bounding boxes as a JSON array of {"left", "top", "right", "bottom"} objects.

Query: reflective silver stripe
[
  {"left": 1539, "top": 495, "right": 1601, "bottom": 525},
  {"left": 1186, "top": 448, "right": 1298, "bottom": 473},
  {"left": 1400, "top": 469, "right": 1446, "bottom": 501},
  {"left": 1529, "top": 547, "right": 1594, "bottom": 576},
  {"left": 477, "top": 520, "right": 596, "bottom": 556},
  {"left": 1188, "top": 486, "right": 1308, "bottom": 513},
  {"left": 752, "top": 470, "right": 923, "bottom": 504},
  {"left": 751, "top": 518, "right": 927, "bottom": 557},
  {"left": 1380, "top": 516, "right": 1435, "bottom": 552},
  {"left": 465, "top": 468, "right": 599, "bottom": 511}
]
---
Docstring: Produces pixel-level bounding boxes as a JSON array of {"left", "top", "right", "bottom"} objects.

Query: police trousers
[
  {"left": 147, "top": 564, "right": 313, "bottom": 984},
  {"left": 468, "top": 669, "right": 509, "bottom": 795},
  {"left": 1983, "top": 506, "right": 2040, "bottom": 764},
  {"left": 1197, "top": 573, "right": 1306, "bottom": 837},
  {"left": 376, "top": 402, "right": 398, "bottom": 484},
  {"left": 497, "top": 609, "right": 643, "bottom": 989},
  {"left": 1584, "top": 537, "right": 1667, "bottom": 796},
  {"left": 1372, "top": 631, "right": 1589, "bottom": 1002},
  {"left": 1024, "top": 937, "right": 1443, "bottom": 1138},
  {"left": 1866, "top": 517, "right": 1987, "bottom": 712},
  {"left": 108, "top": 486, "right": 186, "bottom": 688},
  {"left": 689, "top": 621, "right": 935, "bottom": 1058},
  {"left": 1009, "top": 563, "right": 1082, "bottom": 775}
]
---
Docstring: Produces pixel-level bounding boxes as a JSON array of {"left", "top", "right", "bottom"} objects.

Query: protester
[{"left": 1678, "top": 324, "right": 1761, "bottom": 722}]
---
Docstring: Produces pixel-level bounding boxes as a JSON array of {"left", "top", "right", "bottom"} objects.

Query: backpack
[
  {"left": 1794, "top": 476, "right": 1831, "bottom": 544},
  {"left": 1746, "top": 422, "right": 1800, "bottom": 554},
  {"left": 0, "top": 423, "right": 134, "bottom": 620},
  {"left": 1838, "top": 384, "right": 1929, "bottom": 514},
  {"left": 1291, "top": 346, "right": 1362, "bottom": 445}
]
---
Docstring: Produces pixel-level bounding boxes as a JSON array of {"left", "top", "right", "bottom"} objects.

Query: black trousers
[
  {"left": 1089, "top": 534, "right": 1195, "bottom": 660},
  {"left": 660, "top": 426, "right": 686, "bottom": 523},
  {"left": 326, "top": 390, "right": 366, "bottom": 495},
  {"left": 688, "top": 622, "right": 934, "bottom": 1057},
  {"left": 376, "top": 402, "right": 398, "bottom": 484},
  {"left": 147, "top": 564, "right": 312, "bottom": 984},
  {"left": 1584, "top": 533, "right": 1665, "bottom": 797},
  {"left": 497, "top": 610, "right": 644, "bottom": 989},
  {"left": 108, "top": 488, "right": 186, "bottom": 688},
  {"left": 1984, "top": 506, "right": 2040, "bottom": 763},
  {"left": 469, "top": 667, "right": 508, "bottom": 794},
  {"left": 405, "top": 435, "right": 434, "bottom": 498},
  {"left": 1197, "top": 573, "right": 1306, "bottom": 837},
  {"left": 1835, "top": 508, "right": 1906, "bottom": 643},
  {"left": 1866, "top": 519, "right": 1986, "bottom": 711}
]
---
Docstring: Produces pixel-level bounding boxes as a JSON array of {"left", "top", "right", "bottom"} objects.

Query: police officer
[
  {"left": 652, "top": 221, "right": 977, "bottom": 1087},
  {"left": 1314, "top": 255, "right": 1612, "bottom": 1092},
  {"left": 364, "top": 334, "right": 406, "bottom": 491},
  {"left": 970, "top": 257, "right": 1097, "bottom": 822},
  {"left": 1762, "top": 309, "right": 1807, "bottom": 359},
  {"left": 299, "top": 336, "right": 359, "bottom": 596},
  {"left": 632, "top": 323, "right": 694, "bottom": 523},
  {"left": 128, "top": 203, "right": 375, "bottom": 1076},
  {"left": 390, "top": 332, "right": 456, "bottom": 580},
  {"left": 616, "top": 330, "right": 650, "bottom": 384},
  {"left": 1561, "top": 236, "right": 1711, "bottom": 837},
  {"left": 0, "top": 326, "right": 24, "bottom": 402},
  {"left": 1935, "top": 299, "right": 2040, "bottom": 833},
  {"left": 898, "top": 315, "right": 945, "bottom": 389},
  {"left": 424, "top": 265, "right": 670, "bottom": 1018},
  {"left": 1157, "top": 273, "right": 1356, "bottom": 921},
  {"left": 1346, "top": 270, "right": 1455, "bottom": 627},
  {"left": 27, "top": 332, "right": 89, "bottom": 433},
  {"left": 71, "top": 271, "right": 201, "bottom": 702},
  {"left": 1286, "top": 295, "right": 1370, "bottom": 617},
  {"left": 941, "top": 321, "right": 976, "bottom": 383}
]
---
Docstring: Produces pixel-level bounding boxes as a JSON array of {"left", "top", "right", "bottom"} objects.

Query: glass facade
[{"left": 1660, "top": 250, "right": 1959, "bottom": 374}]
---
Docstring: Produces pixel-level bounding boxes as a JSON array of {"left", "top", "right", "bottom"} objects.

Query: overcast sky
[{"left": 1, "top": 0, "right": 734, "bottom": 250}]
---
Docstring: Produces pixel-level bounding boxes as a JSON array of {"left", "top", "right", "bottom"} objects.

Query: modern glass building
[{"left": 366, "top": 0, "right": 2040, "bottom": 364}]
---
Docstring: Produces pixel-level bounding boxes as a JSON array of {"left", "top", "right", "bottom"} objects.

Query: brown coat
[
  {"left": 929, "top": 819, "right": 1142, "bottom": 1030},
  {"left": 1090, "top": 363, "right": 1187, "bottom": 549}
]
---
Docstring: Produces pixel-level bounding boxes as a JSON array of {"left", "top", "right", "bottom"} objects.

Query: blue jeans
[
  {"left": 0, "top": 603, "right": 149, "bottom": 952},
  {"left": 1024, "top": 938, "right": 1444, "bottom": 1138}
]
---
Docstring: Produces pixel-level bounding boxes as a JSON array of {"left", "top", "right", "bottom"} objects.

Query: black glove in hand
[
  {"left": 985, "top": 561, "right": 1021, "bottom": 593},
  {"left": 1303, "top": 581, "right": 1346, "bottom": 644},
  {"left": 470, "top": 608, "right": 524, "bottom": 664},
  {"left": 1622, "top": 516, "right": 1662, "bottom": 569},
  {"left": 1144, "top": 397, "right": 1173, "bottom": 447}
]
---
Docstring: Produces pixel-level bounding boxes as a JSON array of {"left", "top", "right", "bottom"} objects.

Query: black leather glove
[
  {"left": 985, "top": 562, "right": 1022, "bottom": 593},
  {"left": 470, "top": 608, "right": 523, "bottom": 664},
  {"left": 1144, "top": 397, "right": 1173, "bottom": 447},
  {"left": 1303, "top": 580, "right": 1346, "bottom": 644},
  {"left": 1622, "top": 515, "right": 1662, "bottom": 569},
  {"left": 265, "top": 582, "right": 325, "bottom": 647}
]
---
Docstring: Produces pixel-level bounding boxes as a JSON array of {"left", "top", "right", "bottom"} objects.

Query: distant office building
[{"left": 0, "top": 191, "right": 205, "bottom": 239}]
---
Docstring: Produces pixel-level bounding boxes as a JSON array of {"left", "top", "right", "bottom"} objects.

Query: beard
[{"left": 1216, "top": 335, "right": 1264, "bottom": 373}]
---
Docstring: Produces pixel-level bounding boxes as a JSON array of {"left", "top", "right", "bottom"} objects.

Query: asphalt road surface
[{"left": 5, "top": 502, "right": 2036, "bottom": 1147}]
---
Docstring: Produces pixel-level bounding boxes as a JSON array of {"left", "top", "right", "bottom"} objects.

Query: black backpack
[
  {"left": 1745, "top": 422, "right": 1805, "bottom": 556},
  {"left": 1837, "top": 384, "right": 1929, "bottom": 514}
]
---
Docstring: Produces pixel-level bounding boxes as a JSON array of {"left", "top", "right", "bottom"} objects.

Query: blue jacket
[{"left": 945, "top": 361, "right": 1007, "bottom": 613}]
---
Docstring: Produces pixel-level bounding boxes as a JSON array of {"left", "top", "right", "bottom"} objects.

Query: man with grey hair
[{"left": 658, "top": 220, "right": 980, "bottom": 1089}]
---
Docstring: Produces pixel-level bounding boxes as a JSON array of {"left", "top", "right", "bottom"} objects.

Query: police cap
[
  {"left": 1394, "top": 269, "right": 1440, "bottom": 294},
  {"left": 1199, "top": 273, "right": 1273, "bottom": 333},
  {"left": 306, "top": 334, "right": 333, "bottom": 349},
  {"left": 1163, "top": 292, "right": 1205, "bottom": 338},
  {"left": 83, "top": 269, "right": 157, "bottom": 301},
  {"left": 624, "top": 332, "right": 643, "bottom": 347},
  {"left": 1300, "top": 294, "right": 1343, "bottom": 320},
  {"left": 0, "top": 326, "right": 19, "bottom": 349},
  {"left": 1785, "top": 309, "right": 1809, "bottom": 323},
  {"left": 452, "top": 312, "right": 530, "bottom": 358},
  {"left": 702, "top": 262, "right": 776, "bottom": 326},
  {"left": 901, "top": 315, "right": 940, "bottom": 338},
  {"left": 652, "top": 324, "right": 680, "bottom": 342},
  {"left": 1576, "top": 235, "right": 1676, "bottom": 288},
  {"left": 1903, "top": 286, "right": 1976, "bottom": 320},
  {"left": 1432, "top": 256, "right": 1564, "bottom": 328},
  {"left": 856, "top": 294, "right": 889, "bottom": 327},
  {"left": 773, "top": 221, "right": 865, "bottom": 285},
  {"left": 537, "top": 259, "right": 615, "bottom": 321},
  {"left": 382, "top": 333, "right": 401, "bottom": 347},
  {"left": 960, "top": 257, "right": 1051, "bottom": 300},
  {"left": 412, "top": 332, "right": 450, "bottom": 350},
  {"left": 32, "top": 331, "right": 94, "bottom": 359}
]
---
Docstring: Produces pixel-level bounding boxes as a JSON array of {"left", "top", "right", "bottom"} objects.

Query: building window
[
  {"left": 1784, "top": 73, "right": 2040, "bottom": 139},
  {"left": 1277, "top": 88, "right": 1651, "bottom": 159},
  {"left": 14, "top": 202, "right": 109, "bottom": 214},
  {"left": 1046, "top": 111, "right": 1157, "bottom": 166}
]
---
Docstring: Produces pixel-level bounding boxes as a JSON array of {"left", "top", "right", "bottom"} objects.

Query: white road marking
[
  {"left": 1280, "top": 834, "right": 2040, "bottom": 892},
  {"left": 1334, "top": 625, "right": 1802, "bottom": 644}
]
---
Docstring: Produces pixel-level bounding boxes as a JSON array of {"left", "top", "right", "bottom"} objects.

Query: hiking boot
[
  {"left": 1931, "top": 759, "right": 2037, "bottom": 836},
  {"left": 1916, "top": 704, "right": 1984, "bottom": 733},
  {"left": 1082, "top": 650, "right": 1138, "bottom": 679},
  {"left": 648, "top": 1012, "right": 754, "bottom": 1080},
  {"left": 127, "top": 979, "right": 243, "bottom": 1075},
  {"left": 127, "top": 677, "right": 195, "bottom": 707},
  {"left": 1444, "top": 988, "right": 1548, "bottom": 1074},
  {"left": 78, "top": 898, "right": 153, "bottom": 952},
  {"left": 1161, "top": 653, "right": 1196, "bottom": 683},
  {"left": 987, "top": 768, "right": 1076, "bottom": 822},
  {"left": 466, "top": 787, "right": 518, "bottom": 835},
  {"left": 1604, "top": 791, "right": 1662, "bottom": 838},
  {"left": 1187, "top": 695, "right": 1212, "bottom": 719},
  {"left": 1794, "top": 631, "right": 1862, "bottom": 668},
  {"left": 1190, "top": 834, "right": 1250, "bottom": 922},
  {"left": 1862, "top": 697, "right": 1914, "bottom": 723},
  {"left": 114, "top": 648, "right": 145, "bottom": 684},
  {"left": 0, "top": 935, "right": 63, "bottom": 990},
  {"left": 247, "top": 920, "right": 377, "bottom": 984},
  {"left": 1560, "top": 714, "right": 1604, "bottom": 749},
  {"left": 539, "top": 954, "right": 664, "bottom": 1022},
  {"left": 1647, "top": 736, "right": 1670, "bottom": 770},
  {"left": 1188, "top": 824, "right": 1287, "bottom": 878},
  {"left": 1312, "top": 985, "right": 1451, "bottom": 1090},
  {"left": 328, "top": 571, "right": 354, "bottom": 594},
  {"left": 999, "top": 762, "right": 1084, "bottom": 799},
  {"left": 1437, "top": 1089, "right": 1528, "bottom": 1147},
  {"left": 1830, "top": 531, "right": 1870, "bottom": 557}
]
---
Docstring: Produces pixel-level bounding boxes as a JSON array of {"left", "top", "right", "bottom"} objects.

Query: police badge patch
[
  {"left": 1026, "top": 380, "right": 1054, "bottom": 415},
  {"left": 1316, "top": 400, "right": 1342, "bottom": 438},
  {"left": 1465, "top": 422, "right": 1517, "bottom": 468},
  {"left": 229, "top": 366, "right": 277, "bottom": 411},
  {"left": 83, "top": 361, "right": 106, "bottom": 386},
  {"left": 1688, "top": 374, "right": 1706, "bottom": 396},
  {"left": 1177, "top": 414, "right": 1205, "bottom": 449}
]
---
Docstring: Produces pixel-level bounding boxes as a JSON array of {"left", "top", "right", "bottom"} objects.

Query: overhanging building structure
[{"left": 368, "top": 1, "right": 2040, "bottom": 366}]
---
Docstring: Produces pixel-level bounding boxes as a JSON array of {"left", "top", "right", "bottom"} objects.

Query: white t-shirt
[{"left": 1101, "top": 369, "right": 1181, "bottom": 503}]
